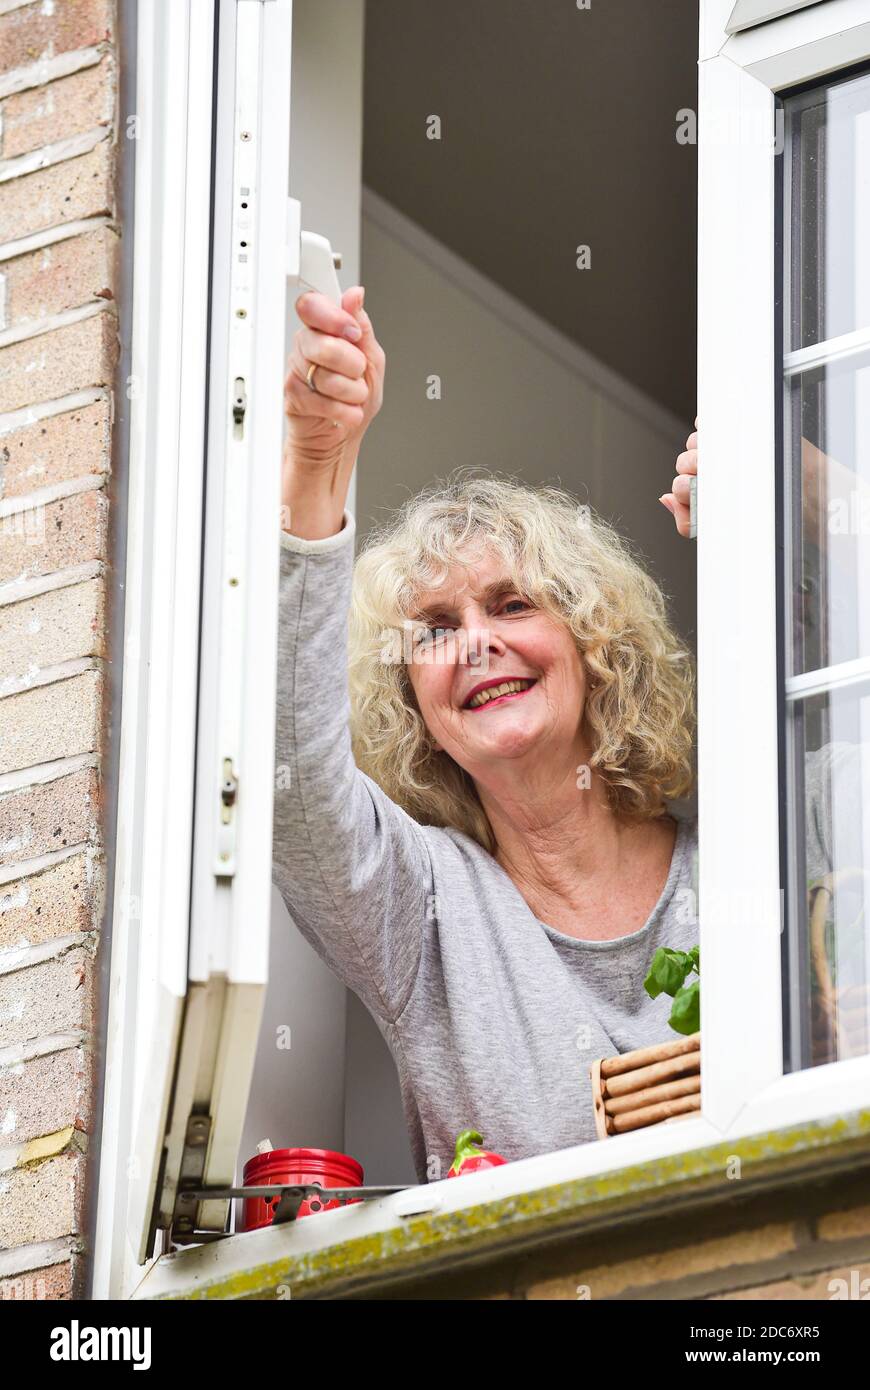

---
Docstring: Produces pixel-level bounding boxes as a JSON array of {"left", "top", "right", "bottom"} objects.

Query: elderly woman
[{"left": 273, "top": 284, "right": 702, "bottom": 1184}]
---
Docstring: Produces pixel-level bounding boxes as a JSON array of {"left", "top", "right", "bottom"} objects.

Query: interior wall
[{"left": 354, "top": 190, "right": 696, "bottom": 643}]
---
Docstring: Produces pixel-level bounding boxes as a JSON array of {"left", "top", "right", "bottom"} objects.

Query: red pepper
[{"left": 446, "top": 1129, "right": 507, "bottom": 1177}]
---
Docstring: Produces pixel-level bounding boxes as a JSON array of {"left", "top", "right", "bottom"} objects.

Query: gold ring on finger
[{"left": 305, "top": 360, "right": 319, "bottom": 393}]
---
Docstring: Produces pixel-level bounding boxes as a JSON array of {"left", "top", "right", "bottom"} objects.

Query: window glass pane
[
  {"left": 787, "top": 684, "right": 870, "bottom": 1067},
  {"left": 786, "top": 351, "right": 870, "bottom": 675},
  {"left": 786, "top": 69, "right": 870, "bottom": 351},
  {"left": 781, "top": 64, "right": 870, "bottom": 1075}
]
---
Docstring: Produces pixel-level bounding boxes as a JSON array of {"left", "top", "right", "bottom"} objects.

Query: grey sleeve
[
  {"left": 801, "top": 739, "right": 868, "bottom": 884},
  {"left": 271, "top": 510, "right": 432, "bottom": 1023}
]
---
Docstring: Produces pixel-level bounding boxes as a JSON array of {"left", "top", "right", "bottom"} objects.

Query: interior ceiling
[{"left": 363, "top": 0, "right": 699, "bottom": 422}]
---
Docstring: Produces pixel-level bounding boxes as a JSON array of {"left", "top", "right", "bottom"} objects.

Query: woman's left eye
[
  {"left": 415, "top": 624, "right": 452, "bottom": 644},
  {"left": 500, "top": 599, "right": 531, "bottom": 615}
]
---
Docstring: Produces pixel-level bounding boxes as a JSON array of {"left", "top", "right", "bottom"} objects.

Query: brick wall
[
  {"left": 372, "top": 1173, "right": 870, "bottom": 1302},
  {"left": 0, "top": 0, "right": 118, "bottom": 1302},
  {"left": 521, "top": 1206, "right": 870, "bottom": 1301}
]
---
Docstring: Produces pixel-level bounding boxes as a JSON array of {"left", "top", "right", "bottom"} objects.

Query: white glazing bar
[
  {"left": 783, "top": 323, "right": 870, "bottom": 376},
  {"left": 785, "top": 654, "right": 870, "bottom": 699}
]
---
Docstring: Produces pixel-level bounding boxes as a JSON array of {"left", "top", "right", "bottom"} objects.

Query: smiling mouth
[{"left": 462, "top": 678, "right": 538, "bottom": 711}]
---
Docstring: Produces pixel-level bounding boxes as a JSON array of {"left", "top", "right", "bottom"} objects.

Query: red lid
[{"left": 243, "top": 1146, "right": 364, "bottom": 1187}]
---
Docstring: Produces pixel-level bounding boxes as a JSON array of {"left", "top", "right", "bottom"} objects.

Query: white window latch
[{"left": 286, "top": 196, "right": 342, "bottom": 305}]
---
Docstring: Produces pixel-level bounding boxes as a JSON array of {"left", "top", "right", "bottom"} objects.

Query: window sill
[{"left": 131, "top": 1099, "right": 870, "bottom": 1300}]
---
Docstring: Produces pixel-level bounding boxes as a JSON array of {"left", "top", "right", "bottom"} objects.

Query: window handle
[{"left": 285, "top": 196, "right": 342, "bottom": 305}]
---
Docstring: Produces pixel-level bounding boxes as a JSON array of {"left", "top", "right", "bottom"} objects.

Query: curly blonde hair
[{"left": 348, "top": 471, "right": 695, "bottom": 853}]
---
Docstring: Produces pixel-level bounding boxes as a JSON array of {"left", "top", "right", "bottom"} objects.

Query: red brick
[
  {"left": 0, "top": 1046, "right": 91, "bottom": 1145},
  {"left": 0, "top": 577, "right": 106, "bottom": 682},
  {"left": 0, "top": 1146, "right": 88, "bottom": 1250},
  {"left": 1, "top": 56, "right": 113, "bottom": 159},
  {"left": 0, "top": 668, "right": 103, "bottom": 774},
  {"left": 0, "top": 310, "right": 117, "bottom": 413},
  {"left": 0, "top": 486, "right": 108, "bottom": 584},
  {"left": 714, "top": 1263, "right": 870, "bottom": 1300},
  {"left": 0, "top": 0, "right": 113, "bottom": 73},
  {"left": 2, "top": 226, "right": 118, "bottom": 329},
  {"left": 0, "top": 851, "right": 105, "bottom": 950},
  {"left": 0, "top": 139, "right": 113, "bottom": 243},
  {"left": 0, "top": 767, "right": 100, "bottom": 867},
  {"left": 0, "top": 1261, "right": 73, "bottom": 1300},
  {"left": 0, "top": 398, "right": 110, "bottom": 500},
  {"left": 0, "top": 947, "right": 95, "bottom": 1048}
]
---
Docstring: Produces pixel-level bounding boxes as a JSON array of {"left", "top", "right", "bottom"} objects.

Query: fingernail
[
  {"left": 659, "top": 496, "right": 676, "bottom": 515},
  {"left": 343, "top": 322, "right": 363, "bottom": 341},
  {"left": 359, "top": 286, "right": 366, "bottom": 307}
]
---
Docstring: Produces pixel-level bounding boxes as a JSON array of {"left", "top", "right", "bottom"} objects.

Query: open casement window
[
  {"left": 697, "top": 0, "right": 870, "bottom": 1131},
  {"left": 94, "top": 0, "right": 306, "bottom": 1295},
  {"left": 100, "top": 0, "right": 870, "bottom": 1299}
]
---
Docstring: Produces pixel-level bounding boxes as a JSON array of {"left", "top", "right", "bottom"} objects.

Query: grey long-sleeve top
[{"left": 271, "top": 509, "right": 709, "bottom": 1183}]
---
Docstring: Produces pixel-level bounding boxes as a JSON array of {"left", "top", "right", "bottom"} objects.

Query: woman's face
[{"left": 405, "top": 546, "right": 590, "bottom": 779}]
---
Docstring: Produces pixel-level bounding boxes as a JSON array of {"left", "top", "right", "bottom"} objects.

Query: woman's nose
[{"left": 461, "top": 618, "right": 505, "bottom": 669}]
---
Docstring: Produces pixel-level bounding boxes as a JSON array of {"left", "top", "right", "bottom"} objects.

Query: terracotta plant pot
[{"left": 589, "top": 1032, "right": 701, "bottom": 1139}]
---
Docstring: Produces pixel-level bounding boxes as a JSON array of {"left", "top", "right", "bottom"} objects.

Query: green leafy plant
[{"left": 644, "top": 945, "right": 699, "bottom": 1036}]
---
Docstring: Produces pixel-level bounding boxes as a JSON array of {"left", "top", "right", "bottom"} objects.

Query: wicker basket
[{"left": 589, "top": 1032, "right": 701, "bottom": 1139}]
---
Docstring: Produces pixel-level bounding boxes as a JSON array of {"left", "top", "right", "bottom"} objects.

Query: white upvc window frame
[
  {"left": 100, "top": 0, "right": 870, "bottom": 1295},
  {"left": 695, "top": 0, "right": 870, "bottom": 1141},
  {"left": 94, "top": 0, "right": 293, "bottom": 1299},
  {"left": 92, "top": 0, "right": 216, "bottom": 1299}
]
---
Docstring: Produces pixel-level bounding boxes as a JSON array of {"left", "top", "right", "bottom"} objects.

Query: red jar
[{"left": 240, "top": 1147, "right": 364, "bottom": 1231}]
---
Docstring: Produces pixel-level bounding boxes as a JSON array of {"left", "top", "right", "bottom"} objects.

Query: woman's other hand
[
  {"left": 283, "top": 284, "right": 385, "bottom": 472},
  {"left": 661, "top": 416, "right": 697, "bottom": 539}
]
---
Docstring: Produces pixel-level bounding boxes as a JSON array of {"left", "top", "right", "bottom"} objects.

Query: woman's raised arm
[
  {"left": 272, "top": 290, "right": 433, "bottom": 1024},
  {"left": 280, "top": 284, "right": 383, "bottom": 540}
]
